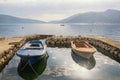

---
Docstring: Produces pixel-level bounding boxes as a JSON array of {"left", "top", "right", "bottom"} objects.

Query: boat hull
[
  {"left": 20, "top": 53, "right": 47, "bottom": 64},
  {"left": 17, "top": 54, "right": 48, "bottom": 80},
  {"left": 71, "top": 50, "right": 96, "bottom": 70},
  {"left": 71, "top": 49, "right": 94, "bottom": 59}
]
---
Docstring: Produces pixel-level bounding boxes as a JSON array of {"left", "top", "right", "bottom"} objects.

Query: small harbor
[{"left": 0, "top": 34, "right": 120, "bottom": 80}]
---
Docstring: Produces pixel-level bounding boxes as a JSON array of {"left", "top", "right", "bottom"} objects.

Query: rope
[
  {"left": 18, "top": 60, "right": 39, "bottom": 76},
  {"left": 28, "top": 60, "right": 39, "bottom": 76},
  {"left": 18, "top": 61, "right": 29, "bottom": 72}
]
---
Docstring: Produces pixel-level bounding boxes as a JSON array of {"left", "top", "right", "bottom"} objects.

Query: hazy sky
[{"left": 0, "top": 0, "right": 120, "bottom": 22}]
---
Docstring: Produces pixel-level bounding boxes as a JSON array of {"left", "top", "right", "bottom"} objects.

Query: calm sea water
[
  {"left": 0, "top": 48, "right": 120, "bottom": 80},
  {"left": 0, "top": 24, "right": 120, "bottom": 41},
  {"left": 0, "top": 24, "right": 120, "bottom": 80}
]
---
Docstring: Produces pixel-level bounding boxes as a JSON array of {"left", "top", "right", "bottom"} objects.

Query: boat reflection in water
[
  {"left": 17, "top": 53, "right": 48, "bottom": 80},
  {"left": 71, "top": 50, "right": 96, "bottom": 70}
]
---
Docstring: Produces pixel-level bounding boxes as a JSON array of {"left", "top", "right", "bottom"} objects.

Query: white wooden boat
[{"left": 71, "top": 40, "right": 96, "bottom": 59}]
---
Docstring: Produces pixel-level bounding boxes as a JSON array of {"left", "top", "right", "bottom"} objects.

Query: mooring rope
[
  {"left": 18, "top": 60, "right": 39, "bottom": 76},
  {"left": 28, "top": 60, "right": 39, "bottom": 76},
  {"left": 18, "top": 61, "right": 28, "bottom": 72}
]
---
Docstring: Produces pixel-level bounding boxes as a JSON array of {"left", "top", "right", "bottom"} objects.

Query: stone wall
[
  {"left": 46, "top": 35, "right": 120, "bottom": 63},
  {"left": 24, "top": 34, "right": 54, "bottom": 41},
  {"left": 0, "top": 37, "right": 26, "bottom": 70},
  {"left": 85, "top": 37, "right": 120, "bottom": 63}
]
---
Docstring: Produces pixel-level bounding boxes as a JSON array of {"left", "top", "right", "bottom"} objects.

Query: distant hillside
[
  {"left": 0, "top": 14, "right": 45, "bottom": 23},
  {"left": 59, "top": 9, "right": 120, "bottom": 23}
]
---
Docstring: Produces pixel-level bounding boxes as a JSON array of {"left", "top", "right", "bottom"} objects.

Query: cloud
[{"left": 0, "top": 0, "right": 120, "bottom": 21}]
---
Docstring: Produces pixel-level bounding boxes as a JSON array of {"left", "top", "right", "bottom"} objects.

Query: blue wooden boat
[
  {"left": 17, "top": 53, "right": 48, "bottom": 80},
  {"left": 16, "top": 40, "right": 47, "bottom": 64}
]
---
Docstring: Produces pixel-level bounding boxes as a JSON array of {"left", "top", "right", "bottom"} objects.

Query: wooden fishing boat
[
  {"left": 71, "top": 40, "right": 96, "bottom": 59},
  {"left": 16, "top": 40, "right": 47, "bottom": 64}
]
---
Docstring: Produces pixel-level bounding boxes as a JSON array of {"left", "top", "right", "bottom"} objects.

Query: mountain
[
  {"left": 48, "top": 20, "right": 60, "bottom": 23},
  {"left": 59, "top": 9, "right": 120, "bottom": 23},
  {"left": 0, "top": 14, "right": 45, "bottom": 23}
]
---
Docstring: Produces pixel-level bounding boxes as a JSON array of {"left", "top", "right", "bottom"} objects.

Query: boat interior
[
  {"left": 25, "top": 41, "right": 44, "bottom": 49},
  {"left": 73, "top": 41, "right": 92, "bottom": 48}
]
